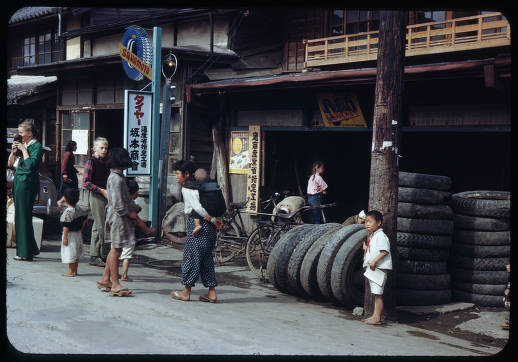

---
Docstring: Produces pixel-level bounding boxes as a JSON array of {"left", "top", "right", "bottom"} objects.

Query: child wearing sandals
[
  {"left": 97, "top": 147, "right": 137, "bottom": 296},
  {"left": 119, "top": 179, "right": 155, "bottom": 282},
  {"left": 362, "top": 210, "right": 392, "bottom": 325},
  {"left": 60, "top": 188, "right": 88, "bottom": 277}
]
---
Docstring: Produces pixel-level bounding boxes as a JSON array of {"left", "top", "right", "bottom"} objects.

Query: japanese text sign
[
  {"left": 124, "top": 90, "right": 153, "bottom": 175},
  {"left": 317, "top": 93, "right": 367, "bottom": 127},
  {"left": 245, "top": 125, "right": 261, "bottom": 214}
]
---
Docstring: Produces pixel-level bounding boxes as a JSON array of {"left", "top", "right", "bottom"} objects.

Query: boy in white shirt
[{"left": 362, "top": 210, "right": 392, "bottom": 325}]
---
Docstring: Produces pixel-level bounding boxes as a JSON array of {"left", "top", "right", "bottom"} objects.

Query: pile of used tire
[
  {"left": 266, "top": 223, "right": 368, "bottom": 308},
  {"left": 449, "top": 191, "right": 511, "bottom": 307},
  {"left": 395, "top": 172, "right": 454, "bottom": 306}
]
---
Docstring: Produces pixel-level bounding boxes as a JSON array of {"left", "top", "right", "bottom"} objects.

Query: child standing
[
  {"left": 97, "top": 147, "right": 137, "bottom": 297},
  {"left": 60, "top": 188, "right": 88, "bottom": 277},
  {"left": 119, "top": 179, "right": 156, "bottom": 282},
  {"left": 362, "top": 210, "right": 392, "bottom": 325},
  {"left": 306, "top": 160, "right": 328, "bottom": 224}
]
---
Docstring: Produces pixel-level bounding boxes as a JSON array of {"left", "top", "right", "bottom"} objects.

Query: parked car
[{"left": 6, "top": 128, "right": 60, "bottom": 217}]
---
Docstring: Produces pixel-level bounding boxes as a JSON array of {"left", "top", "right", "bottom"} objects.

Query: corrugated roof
[
  {"left": 9, "top": 7, "right": 59, "bottom": 24},
  {"left": 7, "top": 75, "right": 57, "bottom": 104}
]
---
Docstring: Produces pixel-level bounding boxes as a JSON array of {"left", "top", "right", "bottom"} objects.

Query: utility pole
[{"left": 365, "top": 10, "right": 407, "bottom": 320}]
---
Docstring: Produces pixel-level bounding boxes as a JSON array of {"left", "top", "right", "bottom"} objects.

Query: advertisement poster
[
  {"left": 229, "top": 130, "right": 249, "bottom": 174},
  {"left": 245, "top": 125, "right": 261, "bottom": 214},
  {"left": 71, "top": 129, "right": 89, "bottom": 155},
  {"left": 124, "top": 90, "right": 153, "bottom": 176},
  {"left": 317, "top": 93, "right": 367, "bottom": 127}
]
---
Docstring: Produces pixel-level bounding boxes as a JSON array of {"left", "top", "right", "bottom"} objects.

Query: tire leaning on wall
[
  {"left": 451, "top": 190, "right": 510, "bottom": 219},
  {"left": 398, "top": 171, "right": 452, "bottom": 191},
  {"left": 398, "top": 259, "right": 448, "bottom": 274},
  {"left": 396, "top": 232, "right": 452, "bottom": 249},
  {"left": 450, "top": 243, "right": 510, "bottom": 258},
  {"left": 396, "top": 273, "right": 451, "bottom": 290},
  {"left": 397, "top": 217, "right": 454, "bottom": 235},
  {"left": 398, "top": 187, "right": 451, "bottom": 205},
  {"left": 452, "top": 282, "right": 507, "bottom": 296},
  {"left": 453, "top": 214, "right": 510, "bottom": 231},
  {"left": 397, "top": 246, "right": 450, "bottom": 262},
  {"left": 453, "top": 230, "right": 510, "bottom": 246},
  {"left": 452, "top": 289, "right": 504, "bottom": 307},
  {"left": 448, "top": 267, "right": 508, "bottom": 285},
  {"left": 397, "top": 202, "right": 453, "bottom": 220},
  {"left": 286, "top": 223, "right": 342, "bottom": 298}
]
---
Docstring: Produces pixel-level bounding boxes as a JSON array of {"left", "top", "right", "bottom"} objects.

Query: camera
[{"left": 13, "top": 135, "right": 23, "bottom": 157}]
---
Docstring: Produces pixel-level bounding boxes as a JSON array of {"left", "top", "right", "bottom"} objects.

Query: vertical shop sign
[
  {"left": 229, "top": 130, "right": 249, "bottom": 174},
  {"left": 124, "top": 90, "right": 153, "bottom": 175},
  {"left": 246, "top": 125, "right": 261, "bottom": 214},
  {"left": 317, "top": 93, "right": 367, "bottom": 127}
]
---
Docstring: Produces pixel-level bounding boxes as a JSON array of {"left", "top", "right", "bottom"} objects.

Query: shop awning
[
  {"left": 7, "top": 75, "right": 57, "bottom": 105},
  {"left": 187, "top": 56, "right": 510, "bottom": 103}
]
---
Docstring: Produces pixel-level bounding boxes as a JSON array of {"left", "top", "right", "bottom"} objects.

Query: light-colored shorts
[
  {"left": 368, "top": 270, "right": 387, "bottom": 295},
  {"left": 119, "top": 244, "right": 135, "bottom": 260}
]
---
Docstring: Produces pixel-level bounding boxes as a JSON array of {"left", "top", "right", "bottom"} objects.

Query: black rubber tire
[
  {"left": 397, "top": 217, "right": 453, "bottom": 235},
  {"left": 453, "top": 214, "right": 510, "bottom": 231},
  {"left": 396, "top": 273, "right": 451, "bottom": 290},
  {"left": 450, "top": 242, "right": 510, "bottom": 258},
  {"left": 398, "top": 171, "right": 452, "bottom": 191},
  {"left": 451, "top": 191, "right": 510, "bottom": 219},
  {"left": 395, "top": 288, "right": 452, "bottom": 306},
  {"left": 398, "top": 259, "right": 447, "bottom": 274},
  {"left": 286, "top": 223, "right": 342, "bottom": 297},
  {"left": 453, "top": 230, "right": 510, "bottom": 246},
  {"left": 452, "top": 289, "right": 504, "bottom": 307},
  {"left": 449, "top": 255, "right": 509, "bottom": 271},
  {"left": 397, "top": 232, "right": 452, "bottom": 250},
  {"left": 398, "top": 187, "right": 451, "bottom": 205},
  {"left": 452, "top": 282, "right": 507, "bottom": 296},
  {"left": 330, "top": 229, "right": 368, "bottom": 307},
  {"left": 397, "top": 202, "right": 453, "bottom": 220},
  {"left": 449, "top": 267, "right": 509, "bottom": 284},
  {"left": 266, "top": 224, "right": 312, "bottom": 289},
  {"left": 299, "top": 227, "right": 345, "bottom": 300},
  {"left": 316, "top": 224, "right": 366, "bottom": 300},
  {"left": 397, "top": 246, "right": 450, "bottom": 262}
]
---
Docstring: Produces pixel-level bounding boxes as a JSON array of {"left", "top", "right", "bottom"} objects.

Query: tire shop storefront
[{"left": 187, "top": 57, "right": 511, "bottom": 233}]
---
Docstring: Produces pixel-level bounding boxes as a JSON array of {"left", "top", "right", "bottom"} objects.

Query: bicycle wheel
[
  {"left": 214, "top": 221, "right": 244, "bottom": 264},
  {"left": 246, "top": 224, "right": 281, "bottom": 278}
]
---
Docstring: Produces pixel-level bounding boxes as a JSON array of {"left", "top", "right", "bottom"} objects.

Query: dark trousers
[{"left": 307, "top": 193, "right": 323, "bottom": 224}]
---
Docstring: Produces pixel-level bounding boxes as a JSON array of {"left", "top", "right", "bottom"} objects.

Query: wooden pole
[{"left": 364, "top": 10, "right": 407, "bottom": 321}]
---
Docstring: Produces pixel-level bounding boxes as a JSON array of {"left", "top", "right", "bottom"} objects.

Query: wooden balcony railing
[{"left": 304, "top": 12, "right": 511, "bottom": 68}]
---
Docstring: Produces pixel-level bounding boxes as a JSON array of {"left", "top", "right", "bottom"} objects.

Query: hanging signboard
[
  {"left": 120, "top": 26, "right": 153, "bottom": 81},
  {"left": 245, "top": 125, "right": 261, "bottom": 214},
  {"left": 71, "top": 129, "right": 89, "bottom": 154},
  {"left": 317, "top": 93, "right": 367, "bottom": 127},
  {"left": 229, "top": 130, "right": 249, "bottom": 174},
  {"left": 124, "top": 90, "right": 153, "bottom": 175}
]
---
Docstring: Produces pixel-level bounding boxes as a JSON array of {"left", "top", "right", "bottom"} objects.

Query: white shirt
[
  {"left": 363, "top": 228, "right": 392, "bottom": 270},
  {"left": 181, "top": 187, "right": 216, "bottom": 223}
]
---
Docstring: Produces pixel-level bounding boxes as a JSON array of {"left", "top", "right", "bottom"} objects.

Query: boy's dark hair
[
  {"left": 127, "top": 179, "right": 139, "bottom": 195},
  {"left": 65, "top": 140, "right": 77, "bottom": 152},
  {"left": 174, "top": 160, "right": 196, "bottom": 176},
  {"left": 106, "top": 147, "right": 133, "bottom": 169},
  {"left": 64, "top": 188, "right": 80, "bottom": 206},
  {"left": 366, "top": 210, "right": 383, "bottom": 223}
]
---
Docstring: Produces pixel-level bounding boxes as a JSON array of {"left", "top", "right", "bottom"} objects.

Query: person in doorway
[
  {"left": 342, "top": 210, "right": 367, "bottom": 226},
  {"left": 57, "top": 140, "right": 79, "bottom": 208},
  {"left": 83, "top": 137, "right": 110, "bottom": 267},
  {"left": 8, "top": 121, "right": 43, "bottom": 261},
  {"left": 362, "top": 210, "right": 392, "bottom": 325},
  {"left": 170, "top": 160, "right": 222, "bottom": 303},
  {"left": 119, "top": 179, "right": 155, "bottom": 282},
  {"left": 60, "top": 188, "right": 88, "bottom": 277},
  {"left": 97, "top": 147, "right": 136, "bottom": 297},
  {"left": 306, "top": 160, "right": 328, "bottom": 224}
]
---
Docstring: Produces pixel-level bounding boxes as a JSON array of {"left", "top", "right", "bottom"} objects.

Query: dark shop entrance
[
  {"left": 94, "top": 109, "right": 124, "bottom": 149},
  {"left": 263, "top": 130, "right": 510, "bottom": 223}
]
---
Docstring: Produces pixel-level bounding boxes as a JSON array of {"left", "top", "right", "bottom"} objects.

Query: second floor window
[
  {"left": 329, "top": 9, "right": 380, "bottom": 36},
  {"left": 24, "top": 36, "right": 36, "bottom": 65},
  {"left": 14, "top": 30, "right": 62, "bottom": 70}
]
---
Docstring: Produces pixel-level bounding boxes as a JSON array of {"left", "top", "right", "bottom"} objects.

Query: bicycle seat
[{"left": 230, "top": 201, "right": 247, "bottom": 209}]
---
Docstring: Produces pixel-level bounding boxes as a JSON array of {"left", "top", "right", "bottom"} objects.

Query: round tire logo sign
[{"left": 121, "top": 26, "right": 152, "bottom": 81}]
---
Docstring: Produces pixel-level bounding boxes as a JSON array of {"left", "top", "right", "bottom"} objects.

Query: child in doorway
[
  {"left": 307, "top": 160, "right": 328, "bottom": 224},
  {"left": 119, "top": 179, "right": 156, "bottom": 282},
  {"left": 362, "top": 210, "right": 392, "bottom": 325},
  {"left": 60, "top": 188, "right": 88, "bottom": 277}
]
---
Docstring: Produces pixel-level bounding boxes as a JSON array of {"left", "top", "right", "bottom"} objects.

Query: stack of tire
[
  {"left": 395, "top": 172, "right": 454, "bottom": 306},
  {"left": 266, "top": 222, "right": 368, "bottom": 308},
  {"left": 449, "top": 191, "right": 511, "bottom": 307}
]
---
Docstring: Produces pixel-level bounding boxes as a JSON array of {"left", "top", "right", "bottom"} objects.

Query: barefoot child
[
  {"left": 119, "top": 179, "right": 156, "bottom": 282},
  {"left": 362, "top": 210, "right": 392, "bottom": 325},
  {"left": 97, "top": 147, "right": 137, "bottom": 296},
  {"left": 60, "top": 188, "right": 88, "bottom": 277}
]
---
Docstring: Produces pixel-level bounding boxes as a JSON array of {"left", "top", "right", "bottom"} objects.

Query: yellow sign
[
  {"left": 229, "top": 130, "right": 249, "bottom": 174},
  {"left": 120, "top": 44, "right": 153, "bottom": 81},
  {"left": 245, "top": 125, "right": 261, "bottom": 214},
  {"left": 317, "top": 93, "right": 367, "bottom": 127}
]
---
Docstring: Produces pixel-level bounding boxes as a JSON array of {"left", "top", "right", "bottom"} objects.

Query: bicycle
[
  {"left": 245, "top": 202, "right": 336, "bottom": 279},
  {"left": 214, "top": 192, "right": 287, "bottom": 264}
]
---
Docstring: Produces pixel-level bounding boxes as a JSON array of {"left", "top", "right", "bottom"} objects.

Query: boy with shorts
[{"left": 362, "top": 210, "right": 392, "bottom": 325}]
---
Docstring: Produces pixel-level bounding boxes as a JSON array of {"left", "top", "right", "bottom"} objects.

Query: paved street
[{"left": 6, "top": 238, "right": 505, "bottom": 356}]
